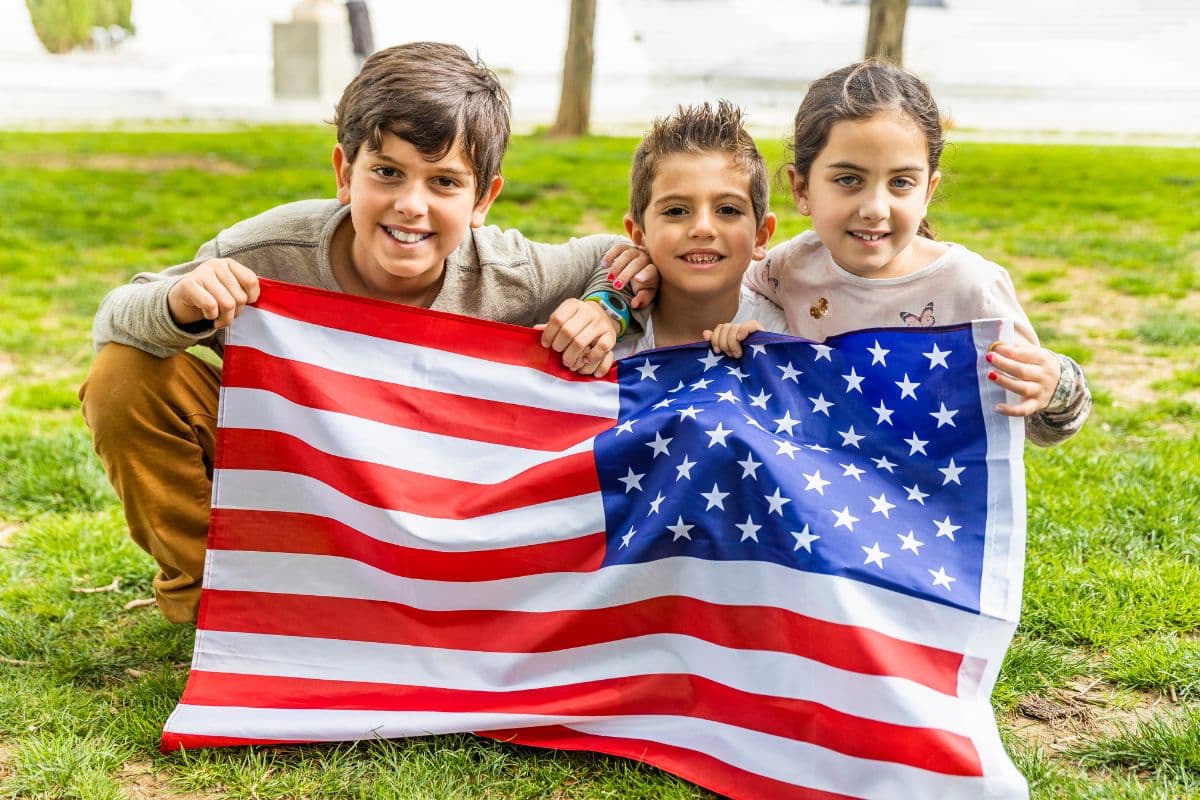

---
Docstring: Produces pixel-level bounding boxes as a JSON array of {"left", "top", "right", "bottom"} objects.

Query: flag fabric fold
[{"left": 162, "top": 278, "right": 1029, "bottom": 800}]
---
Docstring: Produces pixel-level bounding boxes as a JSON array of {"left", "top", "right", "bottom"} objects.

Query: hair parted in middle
[
  {"left": 628, "top": 100, "right": 769, "bottom": 227},
  {"left": 788, "top": 59, "right": 944, "bottom": 238},
  {"left": 333, "top": 41, "right": 511, "bottom": 204}
]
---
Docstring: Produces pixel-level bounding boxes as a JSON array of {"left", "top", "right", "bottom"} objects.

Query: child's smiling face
[
  {"left": 791, "top": 109, "right": 940, "bottom": 280},
  {"left": 626, "top": 151, "right": 774, "bottom": 302},
  {"left": 332, "top": 131, "right": 503, "bottom": 304}
]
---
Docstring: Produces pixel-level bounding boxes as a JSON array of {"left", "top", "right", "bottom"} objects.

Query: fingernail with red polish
[
  {"left": 613, "top": 280, "right": 623, "bottom": 289},
  {"left": 606, "top": 273, "right": 614, "bottom": 281},
  {"left": 985, "top": 352, "right": 993, "bottom": 363},
  {"left": 988, "top": 370, "right": 998, "bottom": 381}
]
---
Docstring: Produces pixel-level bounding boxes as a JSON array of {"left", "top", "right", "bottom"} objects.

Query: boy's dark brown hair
[
  {"left": 333, "top": 41, "right": 511, "bottom": 203},
  {"left": 628, "top": 100, "right": 768, "bottom": 227}
]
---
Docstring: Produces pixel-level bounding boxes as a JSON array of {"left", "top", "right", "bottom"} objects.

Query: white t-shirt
[
  {"left": 742, "top": 230, "right": 1038, "bottom": 346},
  {"left": 614, "top": 286, "right": 789, "bottom": 359}
]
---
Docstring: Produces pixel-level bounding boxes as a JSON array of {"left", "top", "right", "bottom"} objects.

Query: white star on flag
[
  {"left": 934, "top": 516, "right": 962, "bottom": 541},
  {"left": 930, "top": 403, "right": 959, "bottom": 428},
  {"left": 736, "top": 515, "right": 762, "bottom": 542},
  {"left": 939, "top": 458, "right": 965, "bottom": 485},
  {"left": 803, "top": 470, "right": 831, "bottom": 494},
  {"left": 832, "top": 506, "right": 860, "bottom": 531},
  {"left": 764, "top": 488, "right": 792, "bottom": 515},
  {"left": 773, "top": 410, "right": 801, "bottom": 436},
  {"left": 924, "top": 344, "right": 951, "bottom": 369},
  {"left": 791, "top": 525, "right": 820, "bottom": 553},
  {"left": 618, "top": 468, "right": 645, "bottom": 493},
  {"left": 896, "top": 374, "right": 920, "bottom": 400},
  {"left": 667, "top": 517, "right": 694, "bottom": 541},
  {"left": 929, "top": 566, "right": 957, "bottom": 590},
  {"left": 702, "top": 484, "right": 730, "bottom": 510},
  {"left": 636, "top": 360, "right": 660, "bottom": 380},
  {"left": 862, "top": 542, "right": 891, "bottom": 568},
  {"left": 777, "top": 362, "right": 802, "bottom": 382}
]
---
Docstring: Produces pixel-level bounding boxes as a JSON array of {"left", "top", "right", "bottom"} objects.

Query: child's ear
[
  {"left": 333, "top": 144, "right": 352, "bottom": 205},
  {"left": 470, "top": 176, "right": 505, "bottom": 228},
  {"left": 752, "top": 212, "right": 777, "bottom": 262},
  {"left": 786, "top": 164, "right": 810, "bottom": 215},
  {"left": 623, "top": 213, "right": 646, "bottom": 247},
  {"left": 924, "top": 169, "right": 942, "bottom": 207}
]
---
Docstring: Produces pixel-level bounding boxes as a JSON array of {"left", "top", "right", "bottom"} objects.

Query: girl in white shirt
[{"left": 711, "top": 60, "right": 1090, "bottom": 446}]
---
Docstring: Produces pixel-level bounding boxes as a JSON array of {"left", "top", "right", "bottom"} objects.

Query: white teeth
[
  {"left": 385, "top": 227, "right": 432, "bottom": 244},
  {"left": 853, "top": 232, "right": 885, "bottom": 241}
]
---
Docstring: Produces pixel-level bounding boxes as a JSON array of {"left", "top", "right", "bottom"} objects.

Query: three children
[{"left": 84, "top": 47, "right": 1090, "bottom": 625}]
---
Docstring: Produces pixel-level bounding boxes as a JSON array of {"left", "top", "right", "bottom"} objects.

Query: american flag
[{"left": 162, "top": 278, "right": 1029, "bottom": 799}]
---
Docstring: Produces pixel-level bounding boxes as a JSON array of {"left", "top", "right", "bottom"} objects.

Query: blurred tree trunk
[
  {"left": 549, "top": 0, "right": 596, "bottom": 137},
  {"left": 865, "top": 0, "right": 909, "bottom": 65}
]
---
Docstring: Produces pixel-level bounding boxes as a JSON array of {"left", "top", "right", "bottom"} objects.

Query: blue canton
[{"left": 594, "top": 325, "right": 991, "bottom": 613}]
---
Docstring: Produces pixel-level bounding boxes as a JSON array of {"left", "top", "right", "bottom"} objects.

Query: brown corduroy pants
[{"left": 79, "top": 343, "right": 222, "bottom": 623}]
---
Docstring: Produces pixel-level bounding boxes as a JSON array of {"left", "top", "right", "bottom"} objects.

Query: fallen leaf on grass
[{"left": 72, "top": 576, "right": 121, "bottom": 593}]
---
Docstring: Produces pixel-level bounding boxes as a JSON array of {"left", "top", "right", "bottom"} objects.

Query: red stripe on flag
[
  {"left": 178, "top": 671, "right": 983, "bottom": 776},
  {"left": 161, "top": 732, "right": 307, "bottom": 752},
  {"left": 251, "top": 278, "right": 616, "bottom": 383},
  {"left": 207, "top": 509, "right": 605, "bottom": 580},
  {"left": 483, "top": 725, "right": 864, "bottom": 800},
  {"left": 221, "top": 346, "right": 614, "bottom": 450},
  {"left": 197, "top": 590, "right": 963, "bottom": 694},
  {"left": 214, "top": 429, "right": 600, "bottom": 517}
]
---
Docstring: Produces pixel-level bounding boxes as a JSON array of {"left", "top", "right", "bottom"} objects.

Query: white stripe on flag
[
  {"left": 212, "top": 471, "right": 605, "bottom": 550},
  {"left": 218, "top": 387, "right": 598, "bottom": 483},
  {"left": 163, "top": 705, "right": 1018, "bottom": 800},
  {"left": 563, "top": 714, "right": 1028, "bottom": 800},
  {"left": 203, "top": 549, "right": 1008, "bottom": 656},
  {"left": 231, "top": 306, "right": 620, "bottom": 419},
  {"left": 186, "top": 628, "right": 974, "bottom": 734}
]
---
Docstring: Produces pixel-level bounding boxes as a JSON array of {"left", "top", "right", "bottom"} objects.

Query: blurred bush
[{"left": 25, "top": 0, "right": 134, "bottom": 54}]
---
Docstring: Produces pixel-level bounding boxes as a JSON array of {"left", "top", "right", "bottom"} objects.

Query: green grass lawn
[{"left": 1, "top": 127, "right": 1198, "bottom": 799}]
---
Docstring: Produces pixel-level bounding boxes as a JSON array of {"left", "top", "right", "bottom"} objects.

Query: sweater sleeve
[
  {"left": 523, "top": 233, "right": 647, "bottom": 334},
  {"left": 1025, "top": 352, "right": 1092, "bottom": 447},
  {"left": 91, "top": 238, "right": 224, "bottom": 358}
]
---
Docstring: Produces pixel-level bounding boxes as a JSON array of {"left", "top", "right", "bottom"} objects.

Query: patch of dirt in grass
[
  {"left": 0, "top": 521, "right": 21, "bottom": 548},
  {"left": 1015, "top": 262, "right": 1186, "bottom": 406},
  {"left": 118, "top": 760, "right": 222, "bottom": 800},
  {"left": 22, "top": 154, "right": 247, "bottom": 175},
  {"left": 1009, "top": 679, "right": 1183, "bottom": 755},
  {"left": 0, "top": 739, "right": 12, "bottom": 778}
]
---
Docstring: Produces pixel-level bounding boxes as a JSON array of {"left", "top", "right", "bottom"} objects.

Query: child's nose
[
  {"left": 689, "top": 209, "right": 717, "bottom": 237},
  {"left": 858, "top": 187, "right": 889, "bottom": 222},
  {"left": 393, "top": 184, "right": 429, "bottom": 218}
]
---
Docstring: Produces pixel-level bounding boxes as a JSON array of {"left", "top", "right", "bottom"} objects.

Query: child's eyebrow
[
  {"left": 653, "top": 192, "right": 749, "bottom": 205},
  {"left": 825, "top": 160, "right": 925, "bottom": 173},
  {"left": 372, "top": 153, "right": 473, "bottom": 177}
]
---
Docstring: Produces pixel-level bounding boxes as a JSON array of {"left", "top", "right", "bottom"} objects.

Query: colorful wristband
[{"left": 583, "top": 291, "right": 631, "bottom": 339}]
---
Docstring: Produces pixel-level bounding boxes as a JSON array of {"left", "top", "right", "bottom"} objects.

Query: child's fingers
[
  {"left": 987, "top": 369, "right": 1044, "bottom": 417},
  {"left": 630, "top": 285, "right": 655, "bottom": 309},
  {"left": 229, "top": 260, "right": 261, "bottom": 303},
  {"left": 611, "top": 250, "right": 651, "bottom": 290}
]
